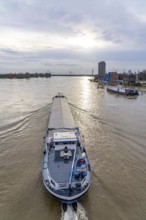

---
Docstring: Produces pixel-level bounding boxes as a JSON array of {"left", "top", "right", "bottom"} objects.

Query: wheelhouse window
[{"left": 54, "top": 141, "right": 76, "bottom": 145}]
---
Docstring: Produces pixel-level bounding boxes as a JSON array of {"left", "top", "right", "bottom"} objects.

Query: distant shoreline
[{"left": 0, "top": 73, "right": 51, "bottom": 79}]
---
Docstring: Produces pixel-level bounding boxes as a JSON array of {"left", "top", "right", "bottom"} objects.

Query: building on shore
[
  {"left": 108, "top": 72, "right": 118, "bottom": 85},
  {"left": 98, "top": 61, "right": 106, "bottom": 80},
  {"left": 102, "top": 72, "right": 118, "bottom": 85}
]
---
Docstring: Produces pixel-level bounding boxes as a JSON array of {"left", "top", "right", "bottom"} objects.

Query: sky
[{"left": 0, "top": 0, "right": 146, "bottom": 74}]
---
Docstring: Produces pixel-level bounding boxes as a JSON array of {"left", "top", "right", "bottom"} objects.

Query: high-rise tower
[{"left": 98, "top": 61, "right": 106, "bottom": 79}]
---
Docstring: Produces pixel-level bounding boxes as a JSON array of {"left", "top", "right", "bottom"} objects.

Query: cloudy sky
[{"left": 0, "top": 0, "right": 146, "bottom": 74}]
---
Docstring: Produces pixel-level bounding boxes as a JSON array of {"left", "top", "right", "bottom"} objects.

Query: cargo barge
[{"left": 42, "top": 94, "right": 91, "bottom": 205}]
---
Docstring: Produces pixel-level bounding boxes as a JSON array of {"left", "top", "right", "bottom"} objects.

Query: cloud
[{"left": 0, "top": 0, "right": 146, "bottom": 73}]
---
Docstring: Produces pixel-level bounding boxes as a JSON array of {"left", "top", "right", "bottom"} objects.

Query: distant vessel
[
  {"left": 107, "top": 86, "right": 139, "bottom": 96},
  {"left": 42, "top": 94, "right": 91, "bottom": 206}
]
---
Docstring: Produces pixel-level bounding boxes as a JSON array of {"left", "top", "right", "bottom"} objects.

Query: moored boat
[
  {"left": 42, "top": 93, "right": 91, "bottom": 204},
  {"left": 107, "top": 86, "right": 139, "bottom": 96}
]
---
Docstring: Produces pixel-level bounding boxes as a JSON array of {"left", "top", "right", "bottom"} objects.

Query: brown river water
[{"left": 0, "top": 77, "right": 146, "bottom": 220}]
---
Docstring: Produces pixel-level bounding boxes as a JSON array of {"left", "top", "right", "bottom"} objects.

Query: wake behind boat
[{"left": 42, "top": 94, "right": 91, "bottom": 205}]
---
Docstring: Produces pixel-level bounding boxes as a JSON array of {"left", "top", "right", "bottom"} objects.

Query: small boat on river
[
  {"left": 42, "top": 93, "right": 91, "bottom": 205},
  {"left": 107, "top": 86, "right": 139, "bottom": 96}
]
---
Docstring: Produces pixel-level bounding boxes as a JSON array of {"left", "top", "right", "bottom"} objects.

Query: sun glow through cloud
[
  {"left": 0, "top": 28, "right": 109, "bottom": 53},
  {"left": 71, "top": 34, "right": 97, "bottom": 49},
  {"left": 65, "top": 32, "right": 109, "bottom": 49}
]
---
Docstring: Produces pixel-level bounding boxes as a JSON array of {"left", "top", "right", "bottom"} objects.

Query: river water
[{"left": 0, "top": 77, "right": 146, "bottom": 220}]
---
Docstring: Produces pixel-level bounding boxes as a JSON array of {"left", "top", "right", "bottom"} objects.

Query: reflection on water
[
  {"left": 0, "top": 77, "right": 146, "bottom": 220},
  {"left": 80, "top": 78, "right": 91, "bottom": 109}
]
